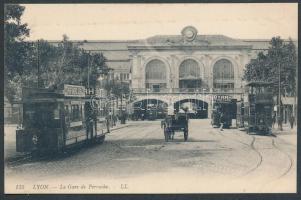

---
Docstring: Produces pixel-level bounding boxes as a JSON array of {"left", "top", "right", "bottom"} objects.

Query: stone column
[
  {"left": 205, "top": 54, "right": 213, "bottom": 91},
  {"left": 130, "top": 55, "right": 139, "bottom": 89},
  {"left": 207, "top": 94, "right": 213, "bottom": 119},
  {"left": 171, "top": 55, "right": 179, "bottom": 89},
  {"left": 137, "top": 55, "right": 143, "bottom": 88}
]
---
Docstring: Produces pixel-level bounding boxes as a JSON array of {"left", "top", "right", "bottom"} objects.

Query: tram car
[
  {"left": 242, "top": 81, "right": 273, "bottom": 134},
  {"left": 211, "top": 97, "right": 236, "bottom": 128},
  {"left": 162, "top": 111, "right": 189, "bottom": 142},
  {"left": 16, "top": 85, "right": 108, "bottom": 155}
]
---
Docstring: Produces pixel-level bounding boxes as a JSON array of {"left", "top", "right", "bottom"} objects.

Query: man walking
[
  {"left": 85, "top": 101, "right": 94, "bottom": 143},
  {"left": 289, "top": 115, "right": 295, "bottom": 129},
  {"left": 277, "top": 114, "right": 283, "bottom": 131},
  {"left": 220, "top": 112, "right": 224, "bottom": 131},
  {"left": 272, "top": 113, "right": 276, "bottom": 128}
]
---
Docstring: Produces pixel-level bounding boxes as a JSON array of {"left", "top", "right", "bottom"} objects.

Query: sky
[{"left": 21, "top": 3, "right": 298, "bottom": 41}]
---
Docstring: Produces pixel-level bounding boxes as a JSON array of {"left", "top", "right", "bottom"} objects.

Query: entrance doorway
[{"left": 174, "top": 99, "right": 208, "bottom": 119}]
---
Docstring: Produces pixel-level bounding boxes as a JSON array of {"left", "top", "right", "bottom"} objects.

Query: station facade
[{"left": 68, "top": 26, "right": 296, "bottom": 119}]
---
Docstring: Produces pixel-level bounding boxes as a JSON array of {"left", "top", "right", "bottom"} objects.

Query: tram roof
[
  {"left": 246, "top": 81, "right": 273, "bottom": 86},
  {"left": 21, "top": 86, "right": 100, "bottom": 101}
]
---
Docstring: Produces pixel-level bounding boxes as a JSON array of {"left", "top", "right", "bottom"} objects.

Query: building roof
[
  {"left": 242, "top": 39, "right": 298, "bottom": 50},
  {"left": 131, "top": 34, "right": 251, "bottom": 47},
  {"left": 105, "top": 61, "right": 131, "bottom": 73},
  {"left": 44, "top": 36, "right": 297, "bottom": 73}
]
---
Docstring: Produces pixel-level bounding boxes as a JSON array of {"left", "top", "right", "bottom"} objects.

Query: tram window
[
  {"left": 71, "top": 105, "right": 82, "bottom": 122},
  {"left": 65, "top": 105, "right": 69, "bottom": 113},
  {"left": 54, "top": 108, "right": 60, "bottom": 119}
]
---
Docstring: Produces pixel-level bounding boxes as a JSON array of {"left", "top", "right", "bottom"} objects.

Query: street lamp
[
  {"left": 203, "top": 88, "right": 207, "bottom": 110},
  {"left": 195, "top": 89, "right": 199, "bottom": 115}
]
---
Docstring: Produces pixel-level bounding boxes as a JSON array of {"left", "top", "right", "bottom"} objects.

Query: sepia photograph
[{"left": 4, "top": 3, "right": 298, "bottom": 194}]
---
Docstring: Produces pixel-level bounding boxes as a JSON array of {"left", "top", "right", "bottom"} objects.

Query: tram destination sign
[{"left": 63, "top": 84, "right": 86, "bottom": 97}]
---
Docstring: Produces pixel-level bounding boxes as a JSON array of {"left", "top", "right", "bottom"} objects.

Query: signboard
[
  {"left": 212, "top": 95, "right": 231, "bottom": 102},
  {"left": 64, "top": 85, "right": 85, "bottom": 97}
]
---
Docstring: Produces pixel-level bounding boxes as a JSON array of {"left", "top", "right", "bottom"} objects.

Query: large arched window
[
  {"left": 179, "top": 59, "right": 201, "bottom": 89},
  {"left": 145, "top": 59, "right": 167, "bottom": 91},
  {"left": 179, "top": 59, "right": 200, "bottom": 79},
  {"left": 213, "top": 59, "right": 234, "bottom": 90}
]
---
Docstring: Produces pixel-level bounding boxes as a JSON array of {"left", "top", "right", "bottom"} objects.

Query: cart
[{"left": 162, "top": 113, "right": 189, "bottom": 142}]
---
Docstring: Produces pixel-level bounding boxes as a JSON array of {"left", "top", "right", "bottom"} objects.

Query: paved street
[{"left": 5, "top": 119, "right": 296, "bottom": 193}]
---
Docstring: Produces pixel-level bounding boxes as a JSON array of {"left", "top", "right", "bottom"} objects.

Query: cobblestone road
[{"left": 5, "top": 119, "right": 296, "bottom": 193}]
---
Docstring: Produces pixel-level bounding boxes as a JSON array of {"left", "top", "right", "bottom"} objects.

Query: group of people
[
  {"left": 272, "top": 112, "right": 295, "bottom": 130},
  {"left": 105, "top": 113, "right": 128, "bottom": 132},
  {"left": 85, "top": 98, "right": 129, "bottom": 140}
]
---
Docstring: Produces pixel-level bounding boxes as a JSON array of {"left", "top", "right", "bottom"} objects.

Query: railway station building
[{"left": 54, "top": 26, "right": 297, "bottom": 120}]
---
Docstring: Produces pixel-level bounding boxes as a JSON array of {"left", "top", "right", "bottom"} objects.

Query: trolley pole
[
  {"left": 147, "top": 88, "right": 150, "bottom": 110},
  {"left": 203, "top": 88, "right": 206, "bottom": 110},
  {"left": 278, "top": 60, "right": 282, "bottom": 131}
]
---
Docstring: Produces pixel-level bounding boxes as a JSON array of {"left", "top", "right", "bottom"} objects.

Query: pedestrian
[
  {"left": 105, "top": 115, "right": 110, "bottom": 133},
  {"left": 277, "top": 115, "right": 283, "bottom": 131},
  {"left": 220, "top": 112, "right": 224, "bottom": 131},
  {"left": 113, "top": 115, "right": 117, "bottom": 126},
  {"left": 289, "top": 115, "right": 295, "bottom": 129},
  {"left": 84, "top": 102, "right": 94, "bottom": 143},
  {"left": 272, "top": 113, "right": 276, "bottom": 128},
  {"left": 161, "top": 120, "right": 165, "bottom": 129}
]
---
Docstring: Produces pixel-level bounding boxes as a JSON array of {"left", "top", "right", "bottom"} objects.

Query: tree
[
  {"left": 243, "top": 37, "right": 297, "bottom": 130},
  {"left": 4, "top": 4, "right": 29, "bottom": 43},
  {"left": 243, "top": 37, "right": 297, "bottom": 97},
  {"left": 4, "top": 5, "right": 111, "bottom": 103},
  {"left": 39, "top": 36, "right": 110, "bottom": 89},
  {"left": 4, "top": 4, "right": 31, "bottom": 103},
  {"left": 104, "top": 78, "right": 130, "bottom": 114}
]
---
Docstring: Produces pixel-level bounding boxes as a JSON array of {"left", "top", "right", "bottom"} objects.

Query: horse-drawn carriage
[{"left": 162, "top": 112, "right": 189, "bottom": 142}]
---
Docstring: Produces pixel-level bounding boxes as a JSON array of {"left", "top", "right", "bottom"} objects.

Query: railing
[
  {"left": 211, "top": 88, "right": 243, "bottom": 94},
  {"left": 132, "top": 87, "right": 244, "bottom": 94}
]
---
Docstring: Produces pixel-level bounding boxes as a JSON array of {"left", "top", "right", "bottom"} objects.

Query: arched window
[
  {"left": 179, "top": 59, "right": 201, "bottom": 89},
  {"left": 145, "top": 59, "right": 167, "bottom": 90},
  {"left": 213, "top": 59, "right": 234, "bottom": 90},
  {"left": 179, "top": 59, "right": 200, "bottom": 79}
]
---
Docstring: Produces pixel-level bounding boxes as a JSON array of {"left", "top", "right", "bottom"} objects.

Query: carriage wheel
[{"left": 184, "top": 131, "right": 188, "bottom": 141}]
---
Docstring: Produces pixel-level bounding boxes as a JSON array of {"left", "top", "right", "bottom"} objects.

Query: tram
[
  {"left": 241, "top": 81, "right": 273, "bottom": 134},
  {"left": 132, "top": 102, "right": 167, "bottom": 120},
  {"left": 211, "top": 96, "right": 236, "bottom": 128},
  {"left": 16, "top": 85, "right": 108, "bottom": 155}
]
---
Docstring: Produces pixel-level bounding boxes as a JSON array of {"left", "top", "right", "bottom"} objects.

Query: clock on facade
[{"left": 181, "top": 26, "right": 198, "bottom": 42}]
